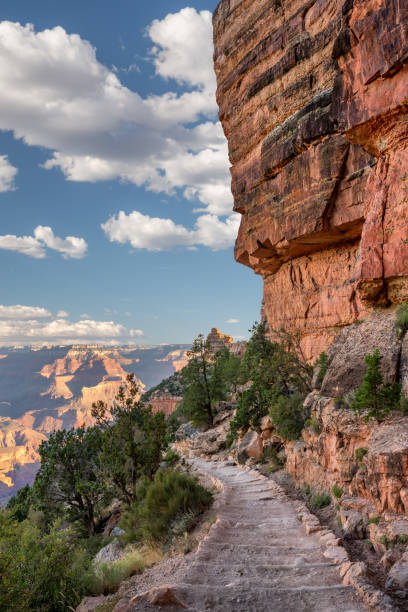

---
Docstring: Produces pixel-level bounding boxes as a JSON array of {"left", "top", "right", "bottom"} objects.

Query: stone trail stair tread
[{"left": 131, "top": 458, "right": 368, "bottom": 612}]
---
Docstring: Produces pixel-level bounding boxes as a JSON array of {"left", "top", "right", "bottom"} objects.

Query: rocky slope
[
  {"left": 213, "top": 0, "right": 408, "bottom": 360},
  {"left": 0, "top": 344, "right": 189, "bottom": 503}
]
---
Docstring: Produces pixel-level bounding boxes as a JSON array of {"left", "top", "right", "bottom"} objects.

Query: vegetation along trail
[{"left": 131, "top": 458, "right": 368, "bottom": 612}]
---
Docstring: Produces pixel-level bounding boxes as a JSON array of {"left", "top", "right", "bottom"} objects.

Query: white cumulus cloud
[
  {"left": 0, "top": 226, "right": 87, "bottom": 259},
  {"left": 0, "top": 154, "right": 17, "bottom": 192},
  {"left": 102, "top": 210, "right": 240, "bottom": 252},
  {"left": 0, "top": 14, "right": 232, "bottom": 215},
  {"left": 0, "top": 304, "right": 144, "bottom": 345},
  {"left": 0, "top": 305, "right": 51, "bottom": 320}
]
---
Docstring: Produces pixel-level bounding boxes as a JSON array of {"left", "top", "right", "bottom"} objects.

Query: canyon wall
[{"left": 213, "top": 0, "right": 408, "bottom": 360}]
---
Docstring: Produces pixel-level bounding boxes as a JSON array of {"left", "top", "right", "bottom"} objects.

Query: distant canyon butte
[{"left": 0, "top": 345, "right": 189, "bottom": 504}]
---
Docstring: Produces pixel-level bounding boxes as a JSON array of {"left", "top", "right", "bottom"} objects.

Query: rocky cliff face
[{"left": 213, "top": 0, "right": 408, "bottom": 359}]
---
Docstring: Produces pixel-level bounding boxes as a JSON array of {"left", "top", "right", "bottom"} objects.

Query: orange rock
[
  {"left": 213, "top": 0, "right": 408, "bottom": 360},
  {"left": 131, "top": 585, "right": 187, "bottom": 608}
]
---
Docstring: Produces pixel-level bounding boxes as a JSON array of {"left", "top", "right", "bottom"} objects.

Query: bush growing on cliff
[
  {"left": 92, "top": 374, "right": 167, "bottom": 505},
  {"left": 0, "top": 512, "right": 92, "bottom": 611},
  {"left": 228, "top": 323, "right": 312, "bottom": 442},
  {"left": 33, "top": 426, "right": 110, "bottom": 535},
  {"left": 6, "top": 484, "right": 32, "bottom": 522},
  {"left": 351, "top": 350, "right": 402, "bottom": 420},
  {"left": 314, "top": 352, "right": 330, "bottom": 388},
  {"left": 119, "top": 470, "right": 213, "bottom": 545},
  {"left": 270, "top": 392, "right": 306, "bottom": 441},
  {"left": 181, "top": 337, "right": 238, "bottom": 428}
]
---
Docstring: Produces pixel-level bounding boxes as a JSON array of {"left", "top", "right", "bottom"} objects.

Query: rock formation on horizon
[{"left": 213, "top": 0, "right": 408, "bottom": 360}]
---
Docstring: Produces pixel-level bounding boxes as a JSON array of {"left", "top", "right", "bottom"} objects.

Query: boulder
[
  {"left": 237, "top": 430, "right": 263, "bottom": 464},
  {"left": 175, "top": 423, "right": 199, "bottom": 441},
  {"left": 321, "top": 313, "right": 400, "bottom": 397},
  {"left": 93, "top": 538, "right": 124, "bottom": 565},
  {"left": 386, "top": 552, "right": 408, "bottom": 591}
]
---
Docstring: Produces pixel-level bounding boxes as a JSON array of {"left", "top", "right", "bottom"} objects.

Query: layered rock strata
[{"left": 213, "top": 0, "right": 408, "bottom": 359}]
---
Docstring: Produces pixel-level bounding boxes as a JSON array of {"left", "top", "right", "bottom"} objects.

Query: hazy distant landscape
[{"left": 0, "top": 344, "right": 189, "bottom": 503}]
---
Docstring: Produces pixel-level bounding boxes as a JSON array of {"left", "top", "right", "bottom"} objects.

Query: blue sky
[{"left": 0, "top": 1, "right": 261, "bottom": 346}]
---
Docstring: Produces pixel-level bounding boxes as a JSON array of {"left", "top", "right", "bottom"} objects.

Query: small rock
[
  {"left": 131, "top": 586, "right": 188, "bottom": 608},
  {"left": 323, "top": 545, "right": 349, "bottom": 563},
  {"left": 76, "top": 596, "right": 106, "bottom": 612},
  {"left": 111, "top": 526, "right": 125, "bottom": 537}
]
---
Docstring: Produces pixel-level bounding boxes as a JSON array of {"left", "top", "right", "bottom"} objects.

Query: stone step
[
  {"left": 197, "top": 542, "right": 325, "bottom": 564},
  {"left": 203, "top": 527, "right": 314, "bottom": 546},
  {"left": 174, "top": 583, "right": 366, "bottom": 612},
  {"left": 185, "top": 561, "right": 343, "bottom": 588}
]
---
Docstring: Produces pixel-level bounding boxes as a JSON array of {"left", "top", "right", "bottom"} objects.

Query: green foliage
[
  {"left": 164, "top": 448, "right": 180, "bottom": 465},
  {"left": 355, "top": 447, "right": 368, "bottom": 464},
  {"left": 351, "top": 350, "right": 402, "bottom": 420},
  {"left": 396, "top": 302, "right": 408, "bottom": 338},
  {"left": 315, "top": 352, "right": 330, "bottom": 388},
  {"left": 0, "top": 512, "right": 92, "bottom": 612},
  {"left": 332, "top": 484, "right": 343, "bottom": 499},
  {"left": 33, "top": 426, "right": 109, "bottom": 535},
  {"left": 270, "top": 392, "right": 306, "bottom": 440},
  {"left": 311, "top": 492, "right": 331, "bottom": 509},
  {"left": 305, "top": 417, "right": 322, "bottom": 434},
  {"left": 181, "top": 337, "right": 239, "bottom": 428},
  {"left": 337, "top": 515, "right": 342, "bottom": 528},
  {"left": 379, "top": 534, "right": 390, "bottom": 549},
  {"left": 142, "top": 372, "right": 183, "bottom": 404},
  {"left": 6, "top": 484, "right": 32, "bottom": 522},
  {"left": 88, "top": 551, "right": 145, "bottom": 596},
  {"left": 119, "top": 470, "right": 212, "bottom": 545},
  {"left": 228, "top": 323, "right": 312, "bottom": 442},
  {"left": 368, "top": 516, "right": 380, "bottom": 525},
  {"left": 396, "top": 534, "right": 408, "bottom": 545},
  {"left": 93, "top": 374, "right": 168, "bottom": 504}
]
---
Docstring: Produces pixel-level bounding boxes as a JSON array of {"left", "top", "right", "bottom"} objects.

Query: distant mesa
[
  {"left": 0, "top": 343, "right": 190, "bottom": 504},
  {"left": 206, "top": 327, "right": 234, "bottom": 354}
]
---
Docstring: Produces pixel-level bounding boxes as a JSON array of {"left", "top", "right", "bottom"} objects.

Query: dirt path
[{"left": 130, "top": 458, "right": 368, "bottom": 612}]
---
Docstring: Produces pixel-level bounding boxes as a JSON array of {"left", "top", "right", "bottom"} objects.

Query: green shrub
[
  {"left": 88, "top": 551, "right": 145, "bottom": 595},
  {"left": 6, "top": 484, "right": 32, "bottom": 522},
  {"left": 119, "top": 470, "right": 212, "bottom": 545},
  {"left": 228, "top": 323, "right": 312, "bottom": 443},
  {"left": 368, "top": 516, "right": 380, "bottom": 525},
  {"left": 303, "top": 483, "right": 311, "bottom": 496},
  {"left": 355, "top": 447, "right": 368, "bottom": 464},
  {"left": 164, "top": 448, "right": 180, "bottom": 465},
  {"left": 379, "top": 535, "right": 390, "bottom": 549},
  {"left": 261, "top": 445, "right": 284, "bottom": 469},
  {"left": 397, "top": 534, "right": 408, "bottom": 545},
  {"left": 351, "top": 350, "right": 402, "bottom": 420},
  {"left": 332, "top": 484, "right": 343, "bottom": 499},
  {"left": 311, "top": 492, "right": 331, "bottom": 509},
  {"left": 305, "top": 418, "right": 322, "bottom": 434},
  {"left": 0, "top": 513, "right": 92, "bottom": 612},
  {"left": 270, "top": 392, "right": 306, "bottom": 440},
  {"left": 396, "top": 302, "right": 408, "bottom": 337},
  {"left": 315, "top": 352, "right": 330, "bottom": 388}
]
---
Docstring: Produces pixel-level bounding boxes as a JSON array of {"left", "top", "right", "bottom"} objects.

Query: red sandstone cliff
[{"left": 213, "top": 0, "right": 408, "bottom": 360}]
